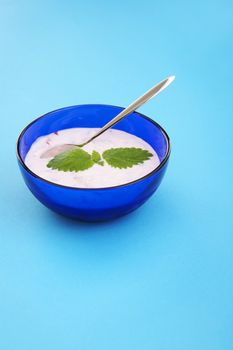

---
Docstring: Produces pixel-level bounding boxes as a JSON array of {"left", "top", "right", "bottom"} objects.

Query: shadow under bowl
[{"left": 17, "top": 104, "right": 170, "bottom": 221}]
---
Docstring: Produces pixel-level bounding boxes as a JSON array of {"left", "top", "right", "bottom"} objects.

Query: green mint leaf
[
  {"left": 97, "top": 160, "right": 104, "bottom": 166},
  {"left": 47, "top": 148, "right": 94, "bottom": 172},
  {"left": 91, "top": 151, "right": 104, "bottom": 166},
  {"left": 102, "top": 147, "right": 153, "bottom": 169},
  {"left": 91, "top": 150, "right": 101, "bottom": 163}
]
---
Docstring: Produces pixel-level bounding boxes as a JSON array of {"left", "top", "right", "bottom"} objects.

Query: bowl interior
[{"left": 18, "top": 104, "right": 169, "bottom": 164}]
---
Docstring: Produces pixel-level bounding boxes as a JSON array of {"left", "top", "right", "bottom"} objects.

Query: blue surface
[
  {"left": 0, "top": 0, "right": 232, "bottom": 349},
  {"left": 18, "top": 104, "right": 170, "bottom": 221}
]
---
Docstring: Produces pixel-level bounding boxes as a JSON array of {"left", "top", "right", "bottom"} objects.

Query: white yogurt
[{"left": 25, "top": 128, "right": 160, "bottom": 188}]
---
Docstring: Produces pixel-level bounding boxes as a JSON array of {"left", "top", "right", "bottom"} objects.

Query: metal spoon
[{"left": 41, "top": 75, "right": 175, "bottom": 159}]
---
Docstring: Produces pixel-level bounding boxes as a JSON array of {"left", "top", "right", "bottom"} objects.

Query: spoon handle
[{"left": 81, "top": 75, "right": 175, "bottom": 146}]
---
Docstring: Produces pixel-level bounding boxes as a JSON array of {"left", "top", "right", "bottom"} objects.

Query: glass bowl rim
[{"left": 16, "top": 104, "right": 171, "bottom": 190}]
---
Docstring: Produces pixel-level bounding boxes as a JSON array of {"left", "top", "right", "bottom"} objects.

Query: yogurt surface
[{"left": 25, "top": 128, "right": 160, "bottom": 188}]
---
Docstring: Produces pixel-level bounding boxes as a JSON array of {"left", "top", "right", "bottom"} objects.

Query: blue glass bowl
[{"left": 17, "top": 104, "right": 170, "bottom": 221}]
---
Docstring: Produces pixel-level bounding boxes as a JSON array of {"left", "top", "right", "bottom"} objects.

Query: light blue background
[{"left": 0, "top": 1, "right": 232, "bottom": 349}]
